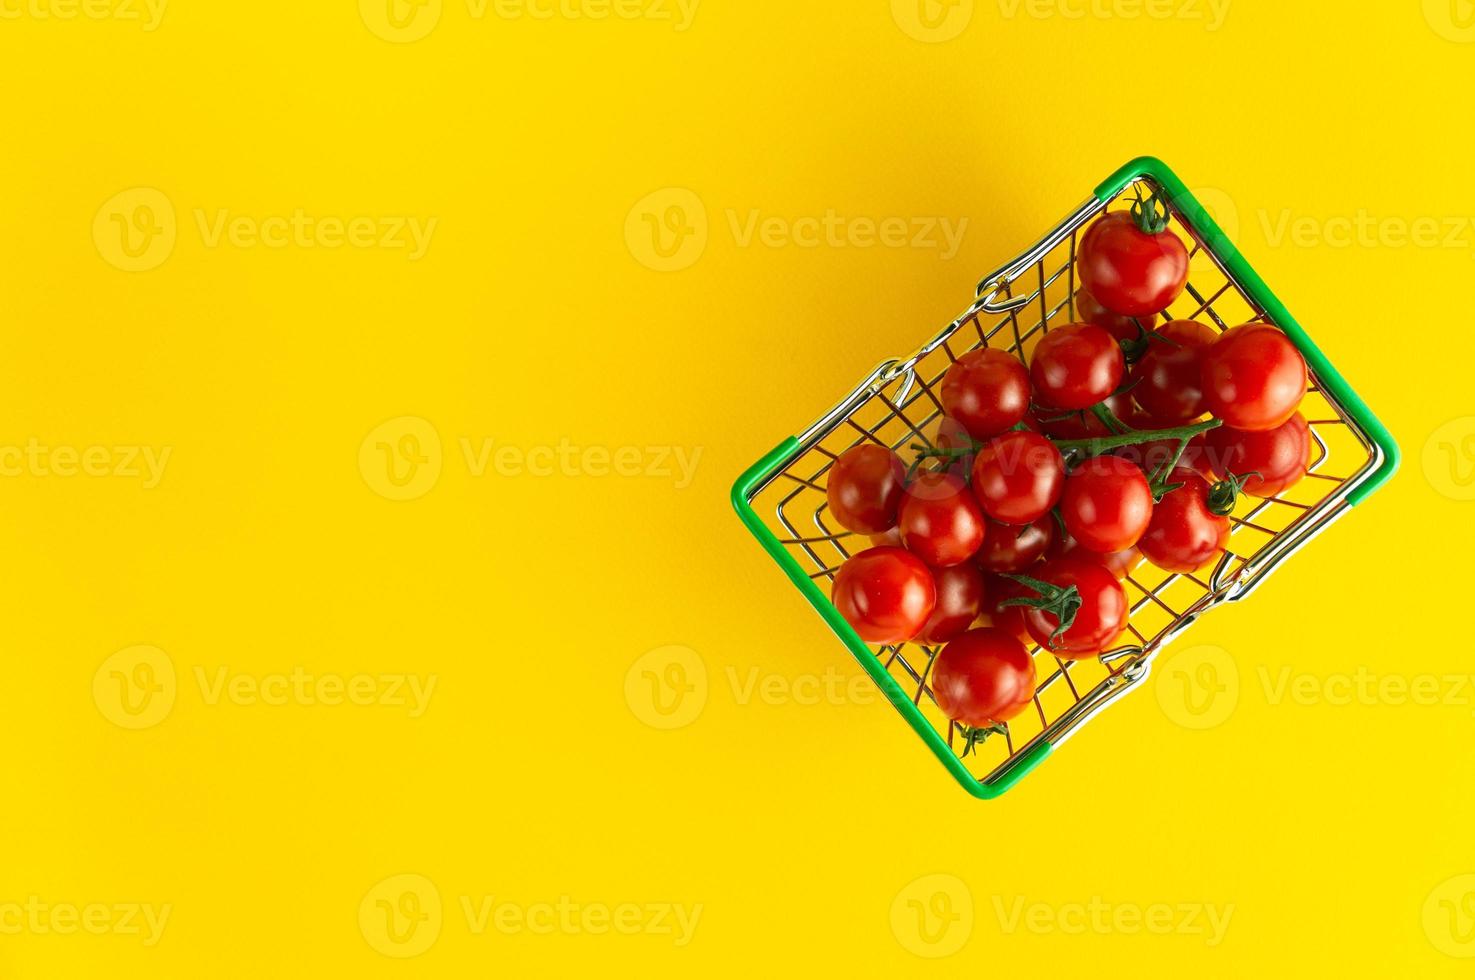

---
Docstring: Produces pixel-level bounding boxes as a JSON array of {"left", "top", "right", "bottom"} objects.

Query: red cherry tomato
[
  {"left": 971, "top": 431, "right": 1066, "bottom": 525},
  {"left": 1077, "top": 209, "right": 1189, "bottom": 317},
  {"left": 831, "top": 547, "right": 936, "bottom": 644},
  {"left": 1138, "top": 469, "right": 1231, "bottom": 574},
  {"left": 931, "top": 628, "right": 1037, "bottom": 728},
  {"left": 976, "top": 515, "right": 1054, "bottom": 573},
  {"left": 980, "top": 573, "right": 1033, "bottom": 641},
  {"left": 899, "top": 472, "right": 985, "bottom": 568},
  {"left": 826, "top": 444, "right": 906, "bottom": 535},
  {"left": 1200, "top": 323, "right": 1308, "bottom": 431},
  {"left": 1203, "top": 412, "right": 1311, "bottom": 497},
  {"left": 1030, "top": 323, "right": 1125, "bottom": 411},
  {"left": 1059, "top": 455, "right": 1154, "bottom": 553},
  {"left": 940, "top": 349, "right": 1031, "bottom": 440},
  {"left": 1017, "top": 557, "right": 1127, "bottom": 658},
  {"left": 1045, "top": 529, "right": 1142, "bottom": 580},
  {"left": 1130, "top": 319, "right": 1218, "bottom": 423},
  {"left": 1075, "top": 287, "right": 1159, "bottom": 342},
  {"left": 915, "top": 562, "right": 986, "bottom": 646}
]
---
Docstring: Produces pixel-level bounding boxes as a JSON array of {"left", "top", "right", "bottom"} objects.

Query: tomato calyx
[
  {"left": 1129, "top": 186, "right": 1172, "bottom": 236},
  {"left": 958, "top": 723, "right": 1009, "bottom": 757},
  {"left": 907, "top": 441, "right": 977, "bottom": 478},
  {"left": 1206, "top": 470, "right": 1262, "bottom": 516},
  {"left": 1000, "top": 573, "right": 1081, "bottom": 647}
]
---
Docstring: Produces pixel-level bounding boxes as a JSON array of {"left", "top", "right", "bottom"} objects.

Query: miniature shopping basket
[{"left": 730, "top": 156, "right": 1399, "bottom": 798}]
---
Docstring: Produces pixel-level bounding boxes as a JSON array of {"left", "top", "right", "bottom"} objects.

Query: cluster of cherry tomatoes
[{"left": 825, "top": 193, "right": 1313, "bottom": 744}]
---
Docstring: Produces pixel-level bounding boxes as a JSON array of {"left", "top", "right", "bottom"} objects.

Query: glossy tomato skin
[
  {"left": 1077, "top": 210, "right": 1190, "bottom": 317},
  {"left": 1138, "top": 468, "right": 1231, "bottom": 574},
  {"left": 1045, "top": 529, "right": 1142, "bottom": 580},
  {"left": 1203, "top": 412, "right": 1311, "bottom": 497},
  {"left": 1075, "top": 287, "right": 1159, "bottom": 342},
  {"left": 1130, "top": 319, "right": 1218, "bottom": 423},
  {"left": 1029, "top": 323, "right": 1125, "bottom": 411},
  {"left": 915, "top": 562, "right": 987, "bottom": 646},
  {"left": 931, "top": 628, "right": 1037, "bottom": 728},
  {"left": 831, "top": 547, "right": 937, "bottom": 644},
  {"left": 1059, "top": 455, "right": 1154, "bottom": 553},
  {"left": 1020, "top": 557, "right": 1127, "bottom": 659},
  {"left": 941, "top": 349, "right": 1031, "bottom": 440},
  {"left": 899, "top": 472, "right": 985, "bottom": 568},
  {"left": 971, "top": 431, "right": 1066, "bottom": 525},
  {"left": 826, "top": 445, "right": 906, "bottom": 535},
  {"left": 1200, "top": 323, "right": 1308, "bottom": 431},
  {"left": 976, "top": 516, "right": 1054, "bottom": 573}
]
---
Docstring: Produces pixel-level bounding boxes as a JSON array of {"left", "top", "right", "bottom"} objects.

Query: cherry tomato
[
  {"left": 1077, "top": 208, "right": 1189, "bottom": 317},
  {"left": 971, "top": 431, "right": 1066, "bottom": 525},
  {"left": 831, "top": 547, "right": 936, "bottom": 644},
  {"left": 1200, "top": 323, "right": 1308, "bottom": 431},
  {"left": 1203, "top": 412, "right": 1311, "bottom": 497},
  {"left": 1030, "top": 323, "right": 1125, "bottom": 411},
  {"left": 1130, "top": 319, "right": 1218, "bottom": 423},
  {"left": 980, "top": 573, "right": 1032, "bottom": 640},
  {"left": 826, "top": 444, "right": 906, "bottom": 535},
  {"left": 1059, "top": 455, "right": 1154, "bottom": 553},
  {"left": 940, "top": 349, "right": 1031, "bottom": 440},
  {"left": 1016, "top": 557, "right": 1127, "bottom": 658},
  {"left": 1075, "top": 286, "right": 1159, "bottom": 342},
  {"left": 899, "top": 472, "right": 985, "bottom": 568},
  {"left": 915, "top": 563, "right": 986, "bottom": 646},
  {"left": 976, "top": 515, "right": 1054, "bottom": 573},
  {"left": 1138, "top": 468, "right": 1230, "bottom": 574},
  {"left": 1046, "top": 529, "right": 1142, "bottom": 580},
  {"left": 931, "top": 628, "right": 1037, "bottom": 728}
]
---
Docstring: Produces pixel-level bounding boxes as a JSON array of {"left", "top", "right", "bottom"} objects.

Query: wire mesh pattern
[{"left": 744, "top": 176, "right": 1381, "bottom": 790}]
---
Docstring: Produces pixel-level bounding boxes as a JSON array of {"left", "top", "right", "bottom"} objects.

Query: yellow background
[{"left": 3, "top": 0, "right": 1475, "bottom": 975}]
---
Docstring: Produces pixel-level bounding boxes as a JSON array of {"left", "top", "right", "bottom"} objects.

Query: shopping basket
[{"left": 730, "top": 156, "right": 1399, "bottom": 798}]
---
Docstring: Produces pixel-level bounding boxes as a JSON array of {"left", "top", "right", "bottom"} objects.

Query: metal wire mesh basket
[{"left": 732, "top": 157, "right": 1398, "bottom": 798}]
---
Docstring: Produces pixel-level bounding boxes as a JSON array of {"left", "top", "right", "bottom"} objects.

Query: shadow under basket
[{"left": 731, "top": 156, "right": 1399, "bottom": 798}]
